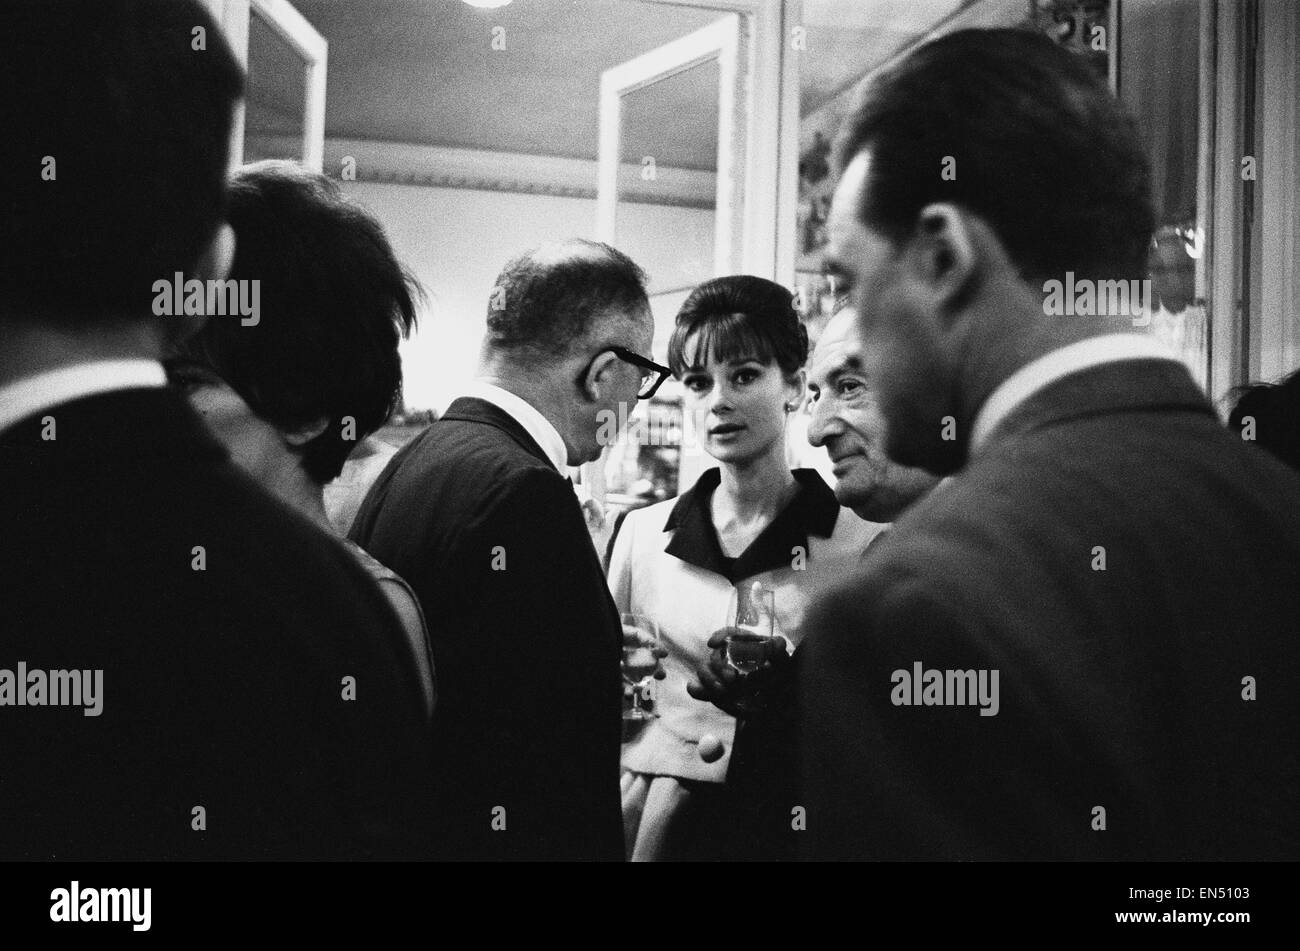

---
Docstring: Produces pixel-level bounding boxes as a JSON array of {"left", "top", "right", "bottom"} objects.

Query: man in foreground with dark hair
[
  {"left": 352, "top": 239, "right": 655, "bottom": 860},
  {"left": 800, "top": 27, "right": 1300, "bottom": 860},
  {"left": 0, "top": 1, "right": 433, "bottom": 859}
]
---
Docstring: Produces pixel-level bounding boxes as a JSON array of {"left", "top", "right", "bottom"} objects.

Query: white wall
[{"left": 341, "top": 180, "right": 713, "bottom": 411}]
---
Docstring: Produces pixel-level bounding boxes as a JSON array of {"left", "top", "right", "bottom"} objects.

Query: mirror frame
[
  {"left": 596, "top": 14, "right": 743, "bottom": 278},
  {"left": 203, "top": 0, "right": 328, "bottom": 172},
  {"left": 249, "top": 0, "right": 328, "bottom": 171}
]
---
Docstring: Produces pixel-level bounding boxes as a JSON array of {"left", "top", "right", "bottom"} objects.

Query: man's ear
[
  {"left": 195, "top": 222, "right": 236, "bottom": 282},
  {"left": 908, "top": 203, "right": 979, "bottom": 313},
  {"left": 283, "top": 415, "right": 330, "bottom": 448},
  {"left": 581, "top": 350, "right": 620, "bottom": 402}
]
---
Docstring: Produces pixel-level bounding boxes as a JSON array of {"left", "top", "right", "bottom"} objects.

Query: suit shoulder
[
  {"left": 403, "top": 418, "right": 557, "bottom": 486},
  {"left": 826, "top": 507, "right": 885, "bottom": 554}
]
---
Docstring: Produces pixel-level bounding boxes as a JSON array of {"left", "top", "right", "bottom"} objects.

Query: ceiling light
[{"left": 462, "top": 0, "right": 512, "bottom": 8}]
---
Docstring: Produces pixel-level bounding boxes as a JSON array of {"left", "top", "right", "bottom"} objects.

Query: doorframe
[{"left": 202, "top": 0, "right": 328, "bottom": 172}]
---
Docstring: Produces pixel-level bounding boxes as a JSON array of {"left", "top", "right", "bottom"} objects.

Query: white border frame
[
  {"left": 203, "top": 0, "right": 328, "bottom": 172},
  {"left": 1207, "top": 0, "right": 1245, "bottom": 404},
  {"left": 249, "top": 0, "right": 328, "bottom": 172},
  {"left": 597, "top": 15, "right": 742, "bottom": 277},
  {"left": 596, "top": 0, "right": 790, "bottom": 281},
  {"left": 1256, "top": 0, "right": 1300, "bottom": 382}
]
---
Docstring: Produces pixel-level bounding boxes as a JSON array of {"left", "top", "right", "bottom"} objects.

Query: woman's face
[
  {"left": 679, "top": 337, "right": 803, "bottom": 466},
  {"left": 168, "top": 362, "right": 290, "bottom": 485}
]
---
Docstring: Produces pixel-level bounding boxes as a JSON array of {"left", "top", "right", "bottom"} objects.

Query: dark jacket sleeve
[{"left": 797, "top": 564, "right": 1103, "bottom": 862}]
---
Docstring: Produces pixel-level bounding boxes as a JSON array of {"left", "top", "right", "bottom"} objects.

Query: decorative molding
[{"left": 242, "top": 134, "right": 717, "bottom": 207}]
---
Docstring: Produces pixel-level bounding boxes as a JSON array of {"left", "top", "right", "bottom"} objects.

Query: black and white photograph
[{"left": 2, "top": 0, "right": 1297, "bottom": 935}]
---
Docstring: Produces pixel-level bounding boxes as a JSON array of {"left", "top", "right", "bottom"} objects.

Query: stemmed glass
[
  {"left": 723, "top": 581, "right": 777, "bottom": 676},
  {"left": 621, "top": 612, "right": 660, "bottom": 721}
]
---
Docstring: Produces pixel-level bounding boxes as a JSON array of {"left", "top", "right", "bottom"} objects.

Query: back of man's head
[
  {"left": 2, "top": 0, "right": 244, "bottom": 323},
  {"left": 837, "top": 27, "right": 1153, "bottom": 283},
  {"left": 484, "top": 239, "right": 649, "bottom": 364}
]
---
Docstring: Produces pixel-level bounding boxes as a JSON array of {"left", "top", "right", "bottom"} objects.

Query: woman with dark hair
[
  {"left": 608, "top": 275, "right": 879, "bottom": 860},
  {"left": 1229, "top": 365, "right": 1300, "bottom": 474},
  {"left": 166, "top": 160, "right": 435, "bottom": 719}
]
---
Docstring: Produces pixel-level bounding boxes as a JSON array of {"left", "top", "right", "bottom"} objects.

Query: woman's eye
[
  {"left": 734, "top": 368, "right": 759, "bottom": 385},
  {"left": 683, "top": 376, "right": 709, "bottom": 393}
]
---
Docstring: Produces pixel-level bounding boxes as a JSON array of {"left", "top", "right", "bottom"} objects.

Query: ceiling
[{"left": 246, "top": 0, "right": 970, "bottom": 168}]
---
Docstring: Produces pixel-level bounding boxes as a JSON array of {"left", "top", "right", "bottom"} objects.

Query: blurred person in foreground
[
  {"left": 0, "top": 1, "right": 431, "bottom": 859},
  {"left": 798, "top": 26, "right": 1300, "bottom": 860}
]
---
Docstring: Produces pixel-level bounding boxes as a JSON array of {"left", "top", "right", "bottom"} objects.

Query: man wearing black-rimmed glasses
[
  {"left": 599, "top": 346, "right": 673, "bottom": 401},
  {"left": 352, "top": 238, "right": 654, "bottom": 860}
]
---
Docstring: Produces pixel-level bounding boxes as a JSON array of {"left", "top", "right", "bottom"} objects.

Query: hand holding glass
[
  {"left": 621, "top": 612, "right": 660, "bottom": 721},
  {"left": 724, "top": 582, "right": 778, "bottom": 676}
]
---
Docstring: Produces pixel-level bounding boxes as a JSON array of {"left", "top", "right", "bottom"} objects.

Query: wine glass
[
  {"left": 723, "top": 581, "right": 777, "bottom": 676},
  {"left": 621, "top": 612, "right": 660, "bottom": 721}
]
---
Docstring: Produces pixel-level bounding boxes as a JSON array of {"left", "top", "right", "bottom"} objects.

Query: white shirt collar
[
  {"left": 970, "top": 334, "right": 1181, "bottom": 455},
  {"left": 460, "top": 380, "right": 569, "bottom": 473},
  {"left": 0, "top": 359, "right": 167, "bottom": 434}
]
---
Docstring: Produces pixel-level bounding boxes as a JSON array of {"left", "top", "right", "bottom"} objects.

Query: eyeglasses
[
  {"left": 576, "top": 346, "right": 673, "bottom": 400},
  {"left": 609, "top": 346, "right": 673, "bottom": 400}
]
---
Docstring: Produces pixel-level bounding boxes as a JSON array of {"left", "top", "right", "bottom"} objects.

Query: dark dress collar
[{"left": 663, "top": 467, "right": 840, "bottom": 583}]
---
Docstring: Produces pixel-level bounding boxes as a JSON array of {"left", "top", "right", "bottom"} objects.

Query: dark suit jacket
[
  {"left": 799, "top": 359, "right": 1300, "bottom": 860},
  {"left": 350, "top": 397, "right": 624, "bottom": 861},
  {"left": 0, "top": 388, "right": 434, "bottom": 860}
]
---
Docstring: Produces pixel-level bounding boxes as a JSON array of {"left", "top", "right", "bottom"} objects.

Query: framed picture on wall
[{"left": 796, "top": 129, "right": 835, "bottom": 272}]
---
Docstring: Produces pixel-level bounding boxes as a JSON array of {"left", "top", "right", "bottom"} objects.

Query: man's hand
[
  {"left": 621, "top": 626, "right": 668, "bottom": 738},
  {"left": 685, "top": 627, "right": 790, "bottom": 718}
]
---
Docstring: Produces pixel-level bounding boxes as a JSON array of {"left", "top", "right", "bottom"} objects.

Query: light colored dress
[{"left": 607, "top": 468, "right": 881, "bottom": 860}]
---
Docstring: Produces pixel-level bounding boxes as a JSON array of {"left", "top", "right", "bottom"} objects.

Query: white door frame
[
  {"left": 203, "top": 0, "right": 328, "bottom": 172},
  {"left": 596, "top": 0, "right": 791, "bottom": 282},
  {"left": 1255, "top": 0, "right": 1300, "bottom": 383},
  {"left": 596, "top": 15, "right": 744, "bottom": 279}
]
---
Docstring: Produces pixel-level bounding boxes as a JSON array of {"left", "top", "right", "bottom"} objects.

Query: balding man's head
[
  {"left": 477, "top": 239, "right": 655, "bottom": 466},
  {"left": 483, "top": 239, "right": 651, "bottom": 363}
]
